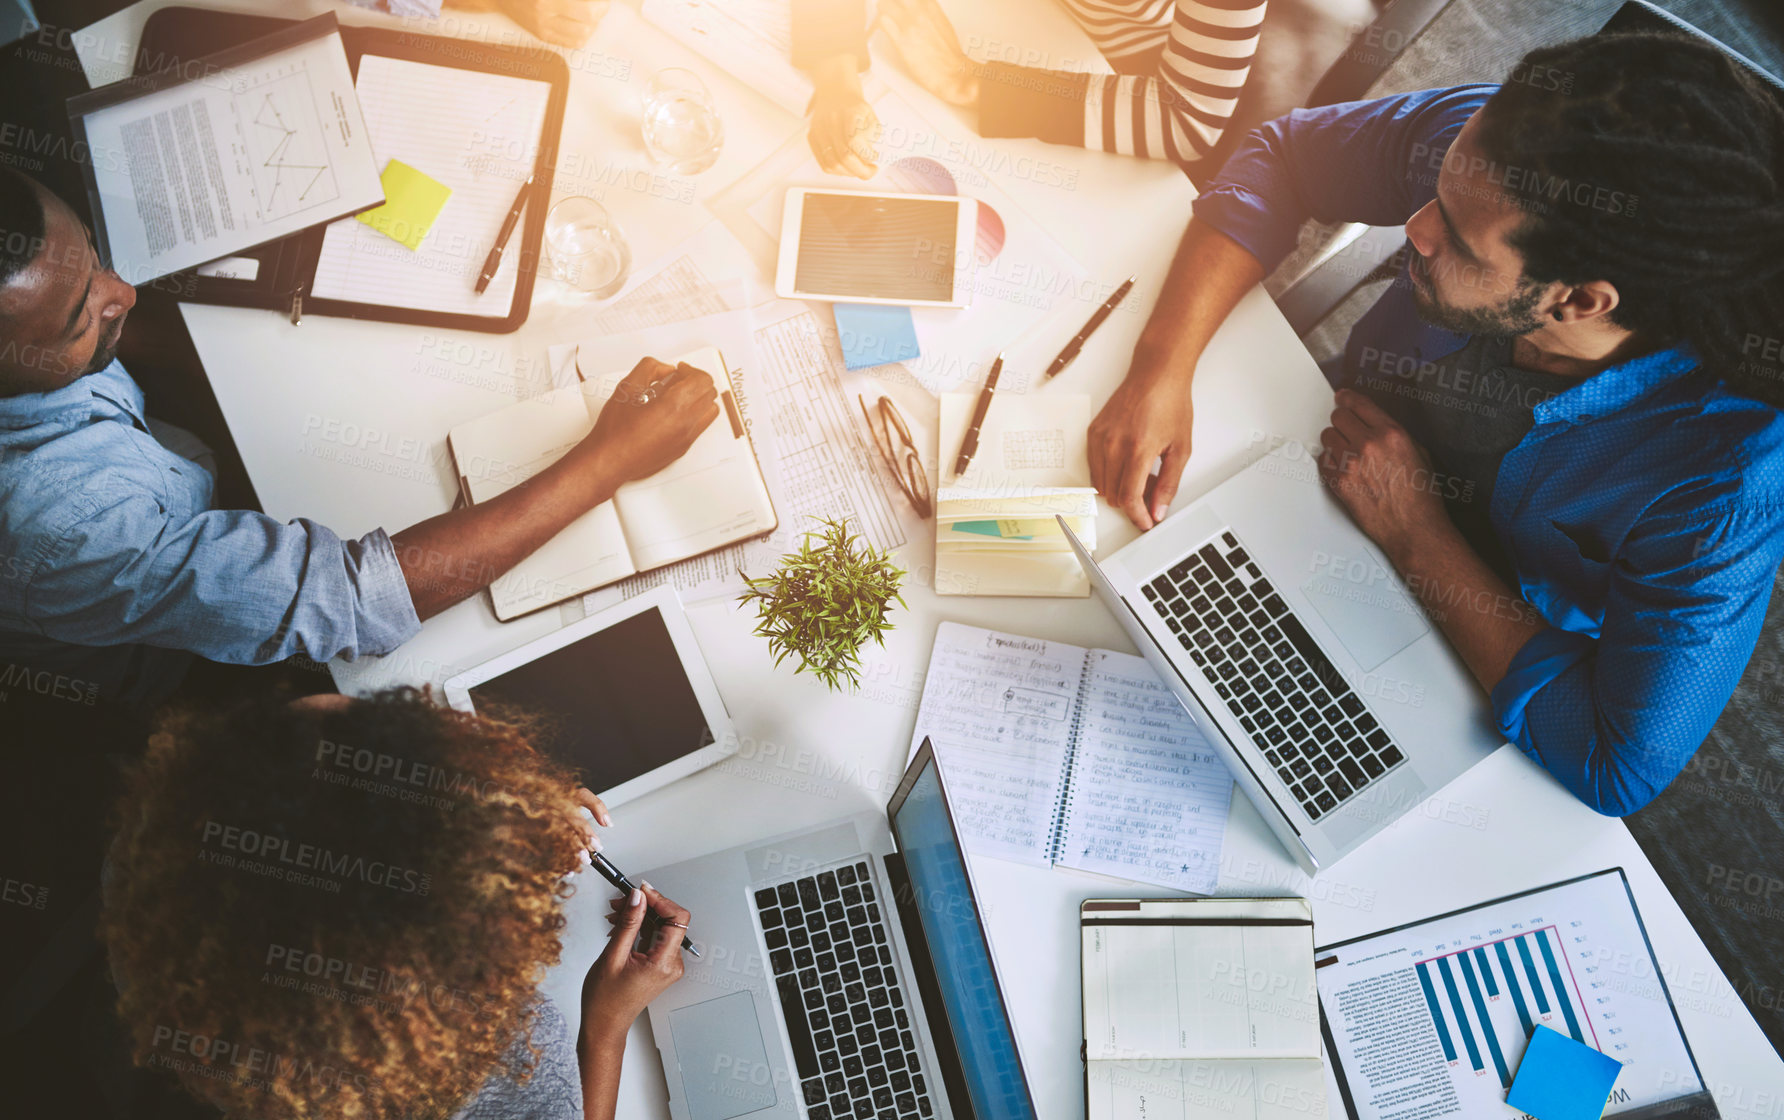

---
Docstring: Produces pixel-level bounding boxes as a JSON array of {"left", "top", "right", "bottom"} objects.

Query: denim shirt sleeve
[
  {"left": 1491, "top": 500, "right": 1784, "bottom": 816},
  {"left": 26, "top": 497, "right": 421, "bottom": 665},
  {"left": 344, "top": 0, "right": 444, "bottom": 17},
  {"left": 1191, "top": 84, "right": 1498, "bottom": 274}
]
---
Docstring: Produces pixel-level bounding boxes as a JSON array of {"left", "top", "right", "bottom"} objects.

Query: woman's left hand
[{"left": 570, "top": 787, "right": 612, "bottom": 862}]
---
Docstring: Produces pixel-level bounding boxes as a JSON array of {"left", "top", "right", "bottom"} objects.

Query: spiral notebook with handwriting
[{"left": 908, "top": 622, "right": 1233, "bottom": 892}]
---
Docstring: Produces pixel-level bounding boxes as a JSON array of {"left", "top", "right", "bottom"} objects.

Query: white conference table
[{"left": 77, "top": 1, "right": 1783, "bottom": 1116}]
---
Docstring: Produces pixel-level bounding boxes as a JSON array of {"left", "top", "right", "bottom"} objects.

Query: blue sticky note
[
  {"left": 834, "top": 302, "right": 920, "bottom": 370},
  {"left": 1506, "top": 1026, "right": 1622, "bottom": 1120}
]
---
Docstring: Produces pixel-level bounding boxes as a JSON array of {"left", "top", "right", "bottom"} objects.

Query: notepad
[
  {"left": 357, "top": 159, "right": 452, "bottom": 250},
  {"left": 310, "top": 54, "right": 551, "bottom": 314},
  {"left": 935, "top": 391, "right": 1096, "bottom": 596},
  {"left": 447, "top": 346, "right": 776, "bottom": 620},
  {"left": 833, "top": 302, "right": 919, "bottom": 370},
  {"left": 1081, "top": 897, "right": 1326, "bottom": 1119},
  {"left": 909, "top": 622, "right": 1232, "bottom": 892}
]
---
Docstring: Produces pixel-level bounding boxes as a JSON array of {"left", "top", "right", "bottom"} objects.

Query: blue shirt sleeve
[
  {"left": 1490, "top": 498, "right": 1784, "bottom": 816},
  {"left": 25, "top": 498, "right": 421, "bottom": 666},
  {"left": 345, "top": 0, "right": 444, "bottom": 18},
  {"left": 1191, "top": 85, "right": 1498, "bottom": 274}
]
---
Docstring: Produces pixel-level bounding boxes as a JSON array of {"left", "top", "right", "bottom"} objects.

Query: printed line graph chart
[{"left": 233, "top": 67, "right": 339, "bottom": 222}]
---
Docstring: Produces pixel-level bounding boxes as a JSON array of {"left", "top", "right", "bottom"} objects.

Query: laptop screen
[{"left": 889, "top": 753, "right": 1038, "bottom": 1120}]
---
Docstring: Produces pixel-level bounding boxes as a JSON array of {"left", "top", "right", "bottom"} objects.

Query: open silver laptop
[
  {"left": 640, "top": 740, "right": 1038, "bottom": 1120},
  {"left": 1062, "top": 439, "right": 1504, "bottom": 875}
]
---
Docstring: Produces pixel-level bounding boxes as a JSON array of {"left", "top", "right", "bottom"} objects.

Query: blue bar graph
[
  {"left": 1437, "top": 956, "right": 1483, "bottom": 1073},
  {"left": 1458, "top": 950, "right": 1511, "bottom": 1086},
  {"left": 1412, "top": 925, "right": 1598, "bottom": 1081},
  {"left": 1495, "top": 940, "right": 1534, "bottom": 1037},
  {"left": 1516, "top": 934, "right": 1550, "bottom": 1014},
  {"left": 1473, "top": 947, "right": 1498, "bottom": 996},
  {"left": 1537, "top": 928, "right": 1586, "bottom": 1043},
  {"left": 1416, "top": 962, "right": 1457, "bottom": 1062}
]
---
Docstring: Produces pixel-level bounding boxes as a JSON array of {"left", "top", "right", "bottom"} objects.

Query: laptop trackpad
[
  {"left": 668, "top": 991, "right": 778, "bottom": 1120},
  {"left": 1300, "top": 550, "right": 1429, "bottom": 672}
]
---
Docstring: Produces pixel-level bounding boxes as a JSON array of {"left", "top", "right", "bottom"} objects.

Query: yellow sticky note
[{"left": 356, "top": 159, "right": 452, "bottom": 251}]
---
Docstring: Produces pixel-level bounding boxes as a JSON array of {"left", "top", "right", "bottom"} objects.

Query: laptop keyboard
[
  {"left": 1140, "top": 528, "right": 1405, "bottom": 821},
  {"left": 755, "top": 861, "right": 935, "bottom": 1120}
]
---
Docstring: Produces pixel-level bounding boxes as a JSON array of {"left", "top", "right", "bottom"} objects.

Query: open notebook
[
  {"left": 447, "top": 346, "right": 776, "bottom": 620},
  {"left": 908, "top": 622, "right": 1233, "bottom": 893},
  {"left": 1081, "top": 897, "right": 1326, "bottom": 1119}
]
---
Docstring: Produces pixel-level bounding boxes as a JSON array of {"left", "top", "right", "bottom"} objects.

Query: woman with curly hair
[{"left": 98, "top": 688, "right": 692, "bottom": 1120}]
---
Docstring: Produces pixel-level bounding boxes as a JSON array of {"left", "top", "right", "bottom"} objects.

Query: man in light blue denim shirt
[
  {"left": 1088, "top": 34, "right": 1784, "bottom": 815},
  {"left": 0, "top": 169, "right": 720, "bottom": 712}
]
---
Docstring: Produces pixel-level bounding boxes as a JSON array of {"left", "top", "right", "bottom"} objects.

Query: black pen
[
  {"left": 475, "top": 174, "right": 534, "bottom": 295},
  {"left": 1045, "top": 276, "right": 1134, "bottom": 379},
  {"left": 953, "top": 352, "right": 1003, "bottom": 478},
  {"left": 589, "top": 850, "right": 701, "bottom": 957}
]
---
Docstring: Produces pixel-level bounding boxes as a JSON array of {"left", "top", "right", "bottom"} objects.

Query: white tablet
[
  {"left": 775, "top": 188, "right": 978, "bottom": 307},
  {"left": 440, "top": 587, "right": 735, "bottom": 808}
]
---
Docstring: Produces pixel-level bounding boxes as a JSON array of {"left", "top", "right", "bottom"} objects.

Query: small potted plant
[{"left": 739, "top": 517, "right": 905, "bottom": 691}]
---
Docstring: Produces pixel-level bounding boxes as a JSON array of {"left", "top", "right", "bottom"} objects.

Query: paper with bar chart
[{"left": 1314, "top": 871, "right": 1707, "bottom": 1119}]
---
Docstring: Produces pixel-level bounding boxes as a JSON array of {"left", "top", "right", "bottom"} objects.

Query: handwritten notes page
[
  {"left": 910, "top": 623, "right": 1233, "bottom": 890},
  {"left": 909, "top": 623, "right": 1084, "bottom": 864},
  {"left": 1061, "top": 651, "right": 1233, "bottom": 893}
]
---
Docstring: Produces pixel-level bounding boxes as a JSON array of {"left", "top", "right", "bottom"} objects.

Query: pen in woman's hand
[{"left": 590, "top": 850, "right": 700, "bottom": 958}]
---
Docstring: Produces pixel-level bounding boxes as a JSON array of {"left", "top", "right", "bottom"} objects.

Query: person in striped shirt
[{"left": 794, "top": 0, "right": 1281, "bottom": 176}]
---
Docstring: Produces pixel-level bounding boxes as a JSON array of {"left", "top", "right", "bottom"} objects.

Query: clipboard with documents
[
  {"left": 66, "top": 13, "right": 386, "bottom": 287},
  {"left": 98, "top": 6, "right": 569, "bottom": 333}
]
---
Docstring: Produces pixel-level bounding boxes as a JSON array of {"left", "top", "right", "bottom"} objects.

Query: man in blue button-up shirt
[
  {"left": 1089, "top": 33, "right": 1784, "bottom": 815},
  {"left": 0, "top": 169, "right": 719, "bottom": 713}
]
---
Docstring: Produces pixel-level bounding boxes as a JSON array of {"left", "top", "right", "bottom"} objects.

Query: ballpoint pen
[
  {"left": 953, "top": 352, "right": 1004, "bottom": 478},
  {"left": 1045, "top": 276, "right": 1134, "bottom": 379},
  {"left": 589, "top": 849, "right": 701, "bottom": 957},
  {"left": 474, "top": 174, "right": 534, "bottom": 295}
]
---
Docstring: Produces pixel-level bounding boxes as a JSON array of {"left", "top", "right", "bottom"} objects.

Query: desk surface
[{"left": 77, "top": 1, "right": 1784, "bottom": 1115}]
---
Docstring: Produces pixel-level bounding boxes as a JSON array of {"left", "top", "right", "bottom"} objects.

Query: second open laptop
[
  {"left": 1062, "top": 439, "right": 1506, "bottom": 875},
  {"left": 640, "top": 739, "right": 1038, "bottom": 1120}
]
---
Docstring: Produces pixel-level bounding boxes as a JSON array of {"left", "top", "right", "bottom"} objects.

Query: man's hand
[
  {"left": 581, "top": 884, "right": 691, "bottom": 1047},
  {"left": 573, "top": 357, "right": 718, "bottom": 494},
  {"left": 1316, "top": 389, "right": 1449, "bottom": 560},
  {"left": 808, "top": 56, "right": 880, "bottom": 179},
  {"left": 881, "top": 0, "right": 979, "bottom": 106},
  {"left": 467, "top": 0, "right": 607, "bottom": 48},
  {"left": 1088, "top": 358, "right": 1196, "bottom": 530}
]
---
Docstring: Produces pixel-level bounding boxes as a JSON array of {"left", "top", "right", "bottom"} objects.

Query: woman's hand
[
  {"left": 568, "top": 787, "right": 612, "bottom": 868},
  {"left": 881, "top": 0, "right": 979, "bottom": 106},
  {"left": 581, "top": 884, "right": 692, "bottom": 1049},
  {"left": 808, "top": 55, "right": 880, "bottom": 179}
]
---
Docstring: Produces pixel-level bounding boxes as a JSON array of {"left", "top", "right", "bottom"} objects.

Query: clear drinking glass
[
  {"left": 642, "top": 68, "right": 724, "bottom": 175},
  {"left": 545, "top": 196, "right": 631, "bottom": 298}
]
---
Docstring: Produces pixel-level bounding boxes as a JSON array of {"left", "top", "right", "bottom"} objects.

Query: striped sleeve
[{"left": 978, "top": 0, "right": 1266, "bottom": 166}]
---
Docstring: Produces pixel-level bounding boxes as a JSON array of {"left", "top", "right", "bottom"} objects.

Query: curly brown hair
[{"left": 98, "top": 689, "right": 587, "bottom": 1119}]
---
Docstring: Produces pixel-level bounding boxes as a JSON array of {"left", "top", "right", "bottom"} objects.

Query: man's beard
[
  {"left": 83, "top": 317, "right": 125, "bottom": 375},
  {"left": 1408, "top": 253, "right": 1548, "bottom": 337}
]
